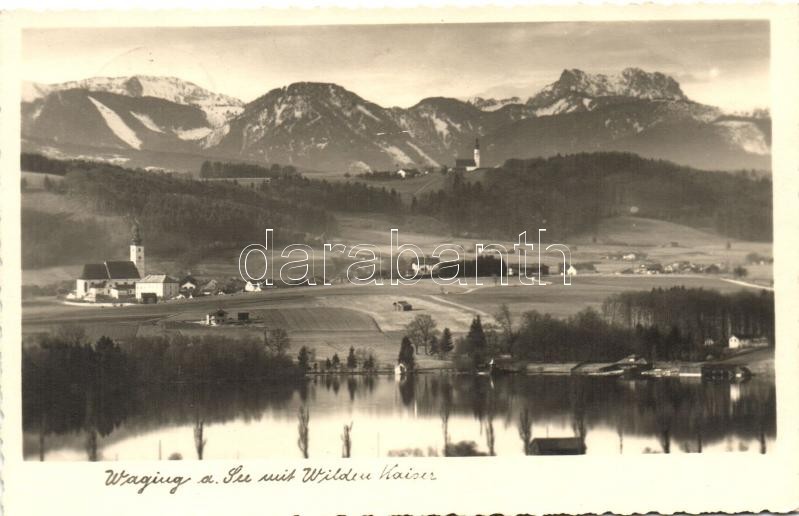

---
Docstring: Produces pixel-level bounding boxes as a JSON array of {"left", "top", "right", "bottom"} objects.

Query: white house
[
  {"left": 136, "top": 274, "right": 180, "bottom": 300},
  {"left": 244, "top": 280, "right": 264, "bottom": 292}
]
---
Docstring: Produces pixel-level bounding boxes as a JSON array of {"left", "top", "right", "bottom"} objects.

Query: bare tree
[
  {"left": 405, "top": 314, "right": 439, "bottom": 355},
  {"left": 518, "top": 408, "right": 532, "bottom": 455},
  {"left": 297, "top": 406, "right": 310, "bottom": 459},
  {"left": 194, "top": 419, "right": 207, "bottom": 460},
  {"left": 341, "top": 422, "right": 353, "bottom": 458},
  {"left": 265, "top": 328, "right": 291, "bottom": 356},
  {"left": 494, "top": 303, "right": 514, "bottom": 351}
]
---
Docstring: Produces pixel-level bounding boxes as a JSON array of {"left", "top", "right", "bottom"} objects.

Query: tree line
[
  {"left": 199, "top": 160, "right": 299, "bottom": 179},
  {"left": 602, "top": 286, "right": 775, "bottom": 354}
]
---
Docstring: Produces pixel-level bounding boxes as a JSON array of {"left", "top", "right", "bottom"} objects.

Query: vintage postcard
[{"left": 1, "top": 4, "right": 798, "bottom": 515}]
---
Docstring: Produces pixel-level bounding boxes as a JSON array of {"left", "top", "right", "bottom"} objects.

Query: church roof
[
  {"left": 79, "top": 263, "right": 109, "bottom": 280},
  {"left": 79, "top": 261, "right": 141, "bottom": 280},
  {"left": 455, "top": 158, "right": 476, "bottom": 167},
  {"left": 106, "top": 261, "right": 142, "bottom": 280}
]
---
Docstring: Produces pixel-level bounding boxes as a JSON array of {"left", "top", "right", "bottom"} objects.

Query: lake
[{"left": 24, "top": 373, "right": 775, "bottom": 460}]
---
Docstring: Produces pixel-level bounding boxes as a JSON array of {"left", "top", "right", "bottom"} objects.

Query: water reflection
[{"left": 24, "top": 373, "right": 775, "bottom": 460}]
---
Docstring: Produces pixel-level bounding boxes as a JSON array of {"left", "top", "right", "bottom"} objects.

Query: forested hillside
[
  {"left": 415, "top": 152, "right": 772, "bottom": 241},
  {"left": 21, "top": 155, "right": 402, "bottom": 268}
]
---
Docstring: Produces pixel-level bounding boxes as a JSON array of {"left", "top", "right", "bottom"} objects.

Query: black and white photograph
[{"left": 15, "top": 18, "right": 780, "bottom": 463}]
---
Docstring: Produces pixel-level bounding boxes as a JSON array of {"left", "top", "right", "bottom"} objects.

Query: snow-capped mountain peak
[
  {"left": 23, "top": 75, "right": 244, "bottom": 127},
  {"left": 548, "top": 67, "right": 686, "bottom": 101},
  {"left": 467, "top": 96, "right": 522, "bottom": 112}
]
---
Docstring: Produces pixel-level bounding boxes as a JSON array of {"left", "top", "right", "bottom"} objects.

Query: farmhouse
[
  {"left": 136, "top": 274, "right": 180, "bottom": 300},
  {"left": 180, "top": 275, "right": 198, "bottom": 294},
  {"left": 205, "top": 309, "right": 228, "bottom": 326},
  {"left": 393, "top": 300, "right": 413, "bottom": 311},
  {"left": 245, "top": 280, "right": 264, "bottom": 292}
]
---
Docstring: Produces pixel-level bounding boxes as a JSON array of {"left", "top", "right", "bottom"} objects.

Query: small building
[
  {"left": 396, "top": 168, "right": 419, "bottom": 179},
  {"left": 109, "top": 282, "right": 136, "bottom": 299},
  {"left": 394, "top": 362, "right": 408, "bottom": 378},
  {"left": 644, "top": 263, "right": 663, "bottom": 274},
  {"left": 704, "top": 337, "right": 716, "bottom": 347},
  {"left": 206, "top": 309, "right": 228, "bottom": 326},
  {"left": 393, "top": 300, "right": 413, "bottom": 311},
  {"left": 244, "top": 280, "right": 264, "bottom": 292},
  {"left": 136, "top": 274, "right": 180, "bottom": 300},
  {"left": 200, "top": 279, "right": 219, "bottom": 296},
  {"left": 622, "top": 253, "right": 638, "bottom": 261},
  {"left": 530, "top": 437, "right": 586, "bottom": 455},
  {"left": 564, "top": 265, "right": 577, "bottom": 277},
  {"left": 180, "top": 275, "right": 198, "bottom": 294}
]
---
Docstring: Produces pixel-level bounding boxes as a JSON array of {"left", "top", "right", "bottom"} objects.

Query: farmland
[{"left": 22, "top": 273, "right": 770, "bottom": 369}]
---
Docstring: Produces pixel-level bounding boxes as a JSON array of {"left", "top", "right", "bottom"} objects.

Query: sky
[{"left": 22, "top": 21, "right": 770, "bottom": 112}]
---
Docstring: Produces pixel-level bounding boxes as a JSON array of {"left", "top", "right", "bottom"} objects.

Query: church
[
  {"left": 453, "top": 138, "right": 482, "bottom": 172},
  {"left": 74, "top": 224, "right": 147, "bottom": 302}
]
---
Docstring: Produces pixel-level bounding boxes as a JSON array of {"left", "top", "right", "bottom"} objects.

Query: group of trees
[
  {"left": 399, "top": 315, "right": 456, "bottom": 370},
  {"left": 313, "top": 347, "right": 378, "bottom": 373},
  {"left": 21, "top": 153, "right": 71, "bottom": 175},
  {"left": 414, "top": 152, "right": 772, "bottom": 241}
]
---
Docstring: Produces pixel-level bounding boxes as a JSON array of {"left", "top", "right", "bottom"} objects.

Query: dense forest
[
  {"left": 602, "top": 286, "right": 775, "bottom": 351},
  {"left": 415, "top": 152, "right": 772, "bottom": 241}
]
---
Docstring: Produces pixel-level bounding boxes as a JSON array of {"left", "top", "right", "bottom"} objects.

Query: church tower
[
  {"left": 473, "top": 138, "right": 481, "bottom": 169},
  {"left": 130, "top": 223, "right": 145, "bottom": 277}
]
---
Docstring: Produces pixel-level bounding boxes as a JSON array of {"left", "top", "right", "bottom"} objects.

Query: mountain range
[{"left": 21, "top": 68, "right": 771, "bottom": 173}]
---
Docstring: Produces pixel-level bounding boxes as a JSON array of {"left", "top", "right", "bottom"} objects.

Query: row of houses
[{"left": 615, "top": 261, "right": 728, "bottom": 275}]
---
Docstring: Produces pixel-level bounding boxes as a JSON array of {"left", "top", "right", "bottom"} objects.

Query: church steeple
[
  {"left": 131, "top": 223, "right": 142, "bottom": 246},
  {"left": 473, "top": 137, "right": 481, "bottom": 168},
  {"left": 130, "top": 223, "right": 145, "bottom": 277}
]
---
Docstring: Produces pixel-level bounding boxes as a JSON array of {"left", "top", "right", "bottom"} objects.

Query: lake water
[{"left": 25, "top": 373, "right": 775, "bottom": 460}]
